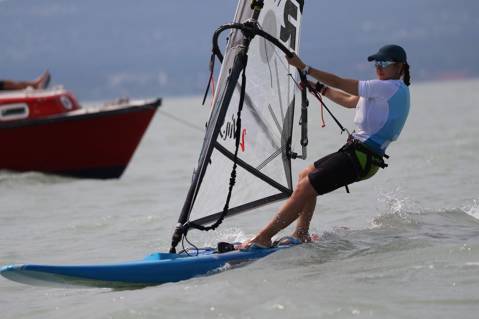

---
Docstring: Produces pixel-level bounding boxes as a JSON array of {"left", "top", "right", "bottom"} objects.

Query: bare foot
[
  {"left": 235, "top": 236, "right": 272, "bottom": 250},
  {"left": 292, "top": 230, "right": 312, "bottom": 243},
  {"left": 33, "top": 70, "right": 51, "bottom": 89}
]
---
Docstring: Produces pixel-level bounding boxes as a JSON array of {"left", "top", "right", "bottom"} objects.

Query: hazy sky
[{"left": 1, "top": 0, "right": 478, "bottom": 100}]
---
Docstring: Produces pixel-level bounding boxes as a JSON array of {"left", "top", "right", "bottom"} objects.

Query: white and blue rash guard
[{"left": 352, "top": 79, "right": 410, "bottom": 155}]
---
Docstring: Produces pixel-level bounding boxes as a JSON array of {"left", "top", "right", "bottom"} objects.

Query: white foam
[
  {"left": 462, "top": 200, "right": 479, "bottom": 220},
  {"left": 465, "top": 262, "right": 479, "bottom": 267}
]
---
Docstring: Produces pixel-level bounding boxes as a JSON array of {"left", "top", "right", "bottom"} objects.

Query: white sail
[{"left": 184, "top": 0, "right": 304, "bottom": 228}]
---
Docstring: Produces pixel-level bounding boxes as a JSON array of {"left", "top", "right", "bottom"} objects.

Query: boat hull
[{"left": 0, "top": 99, "right": 161, "bottom": 178}]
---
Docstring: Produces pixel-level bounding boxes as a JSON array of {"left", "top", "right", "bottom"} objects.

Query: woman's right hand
[{"left": 307, "top": 80, "right": 327, "bottom": 95}]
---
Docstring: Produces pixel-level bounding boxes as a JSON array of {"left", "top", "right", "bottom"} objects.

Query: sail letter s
[{"left": 280, "top": 0, "right": 299, "bottom": 51}]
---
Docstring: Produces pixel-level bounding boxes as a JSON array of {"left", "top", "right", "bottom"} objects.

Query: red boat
[{"left": 0, "top": 87, "right": 161, "bottom": 178}]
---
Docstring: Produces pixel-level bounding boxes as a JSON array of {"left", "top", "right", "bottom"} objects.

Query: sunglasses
[{"left": 374, "top": 61, "right": 397, "bottom": 69}]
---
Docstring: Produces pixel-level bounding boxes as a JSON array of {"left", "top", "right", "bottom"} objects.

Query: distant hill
[{"left": 1, "top": 0, "right": 478, "bottom": 100}]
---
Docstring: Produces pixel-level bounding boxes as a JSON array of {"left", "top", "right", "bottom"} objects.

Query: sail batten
[
  {"left": 214, "top": 142, "right": 292, "bottom": 194},
  {"left": 190, "top": 193, "right": 290, "bottom": 227}
]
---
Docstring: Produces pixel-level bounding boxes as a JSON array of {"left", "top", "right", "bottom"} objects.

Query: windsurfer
[
  {"left": 0, "top": 70, "right": 51, "bottom": 91},
  {"left": 240, "top": 44, "right": 411, "bottom": 249}
]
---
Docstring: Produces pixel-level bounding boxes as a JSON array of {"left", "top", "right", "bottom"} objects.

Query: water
[{"left": 1, "top": 79, "right": 479, "bottom": 318}]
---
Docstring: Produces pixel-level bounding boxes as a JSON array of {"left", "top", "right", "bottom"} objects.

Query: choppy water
[{"left": 1, "top": 79, "right": 479, "bottom": 319}]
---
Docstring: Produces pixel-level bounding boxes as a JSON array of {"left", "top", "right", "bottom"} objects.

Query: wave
[
  {"left": 463, "top": 200, "right": 479, "bottom": 220},
  {"left": 0, "top": 170, "right": 75, "bottom": 186},
  {"left": 183, "top": 193, "right": 479, "bottom": 264},
  {"left": 290, "top": 192, "right": 479, "bottom": 266}
]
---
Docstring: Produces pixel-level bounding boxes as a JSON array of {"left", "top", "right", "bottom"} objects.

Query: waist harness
[{"left": 339, "top": 138, "right": 389, "bottom": 192}]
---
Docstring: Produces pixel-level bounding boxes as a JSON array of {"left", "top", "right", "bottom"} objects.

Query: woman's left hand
[{"left": 286, "top": 53, "right": 306, "bottom": 70}]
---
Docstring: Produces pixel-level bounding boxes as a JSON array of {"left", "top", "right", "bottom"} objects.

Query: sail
[{"left": 182, "top": 0, "right": 304, "bottom": 229}]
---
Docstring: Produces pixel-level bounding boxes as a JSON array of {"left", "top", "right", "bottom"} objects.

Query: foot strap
[{"left": 217, "top": 242, "right": 235, "bottom": 253}]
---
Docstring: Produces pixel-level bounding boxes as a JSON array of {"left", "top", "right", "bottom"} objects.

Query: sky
[{"left": 1, "top": 0, "right": 478, "bottom": 100}]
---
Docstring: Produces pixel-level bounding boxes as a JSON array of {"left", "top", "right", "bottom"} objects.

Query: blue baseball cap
[{"left": 368, "top": 44, "right": 407, "bottom": 63}]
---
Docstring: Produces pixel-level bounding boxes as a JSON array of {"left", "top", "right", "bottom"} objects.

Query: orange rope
[{"left": 290, "top": 76, "right": 327, "bottom": 128}]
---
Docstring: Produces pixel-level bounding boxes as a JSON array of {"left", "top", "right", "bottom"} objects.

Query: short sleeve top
[{"left": 352, "top": 79, "right": 410, "bottom": 155}]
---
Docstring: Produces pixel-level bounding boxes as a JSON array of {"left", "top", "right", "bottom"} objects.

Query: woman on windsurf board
[{"left": 240, "top": 44, "right": 411, "bottom": 249}]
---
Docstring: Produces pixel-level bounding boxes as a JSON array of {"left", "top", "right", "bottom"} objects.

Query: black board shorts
[
  {"left": 308, "top": 139, "right": 386, "bottom": 195},
  {"left": 308, "top": 150, "right": 359, "bottom": 195}
]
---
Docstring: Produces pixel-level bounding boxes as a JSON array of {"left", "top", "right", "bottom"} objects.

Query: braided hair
[{"left": 403, "top": 63, "right": 411, "bottom": 86}]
